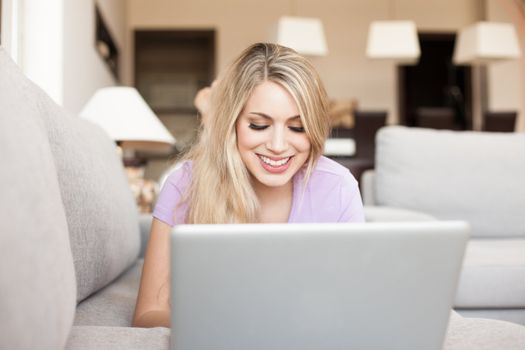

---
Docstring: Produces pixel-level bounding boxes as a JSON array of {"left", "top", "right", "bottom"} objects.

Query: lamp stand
[{"left": 471, "top": 64, "right": 489, "bottom": 131}]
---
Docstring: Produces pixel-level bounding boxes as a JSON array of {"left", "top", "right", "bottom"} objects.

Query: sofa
[
  {"left": 2, "top": 47, "right": 525, "bottom": 349},
  {"left": 362, "top": 126, "right": 525, "bottom": 325},
  {"left": 0, "top": 48, "right": 169, "bottom": 349}
]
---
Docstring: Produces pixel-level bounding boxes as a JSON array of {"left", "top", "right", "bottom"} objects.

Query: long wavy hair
[{"left": 180, "top": 43, "right": 330, "bottom": 223}]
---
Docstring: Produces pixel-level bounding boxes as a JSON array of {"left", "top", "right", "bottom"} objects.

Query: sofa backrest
[
  {"left": 35, "top": 84, "right": 141, "bottom": 303},
  {"left": 375, "top": 126, "right": 525, "bottom": 238},
  {"left": 0, "top": 49, "right": 77, "bottom": 349}
]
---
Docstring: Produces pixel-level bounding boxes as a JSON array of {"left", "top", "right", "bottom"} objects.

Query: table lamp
[
  {"left": 80, "top": 86, "right": 176, "bottom": 212},
  {"left": 453, "top": 22, "right": 521, "bottom": 130},
  {"left": 277, "top": 16, "right": 328, "bottom": 56},
  {"left": 80, "top": 86, "right": 176, "bottom": 154},
  {"left": 366, "top": 20, "right": 421, "bottom": 64}
]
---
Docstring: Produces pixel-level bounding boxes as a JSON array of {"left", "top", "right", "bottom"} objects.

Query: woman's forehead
[{"left": 243, "top": 81, "right": 299, "bottom": 118}]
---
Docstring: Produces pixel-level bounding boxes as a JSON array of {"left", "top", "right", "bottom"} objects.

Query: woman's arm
[{"left": 133, "top": 218, "right": 172, "bottom": 328}]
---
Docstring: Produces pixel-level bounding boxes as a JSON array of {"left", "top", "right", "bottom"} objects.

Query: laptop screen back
[{"left": 170, "top": 221, "right": 468, "bottom": 350}]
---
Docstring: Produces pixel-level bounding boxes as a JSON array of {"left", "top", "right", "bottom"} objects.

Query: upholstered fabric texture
[
  {"left": 74, "top": 260, "right": 144, "bottom": 327},
  {"left": 34, "top": 81, "right": 141, "bottom": 302},
  {"left": 455, "top": 239, "right": 525, "bottom": 308},
  {"left": 138, "top": 214, "right": 153, "bottom": 258},
  {"left": 0, "top": 48, "right": 77, "bottom": 349},
  {"left": 363, "top": 206, "right": 436, "bottom": 222},
  {"left": 375, "top": 126, "right": 525, "bottom": 238},
  {"left": 456, "top": 309, "right": 525, "bottom": 328},
  {"left": 66, "top": 326, "right": 170, "bottom": 350},
  {"left": 444, "top": 311, "right": 525, "bottom": 350}
]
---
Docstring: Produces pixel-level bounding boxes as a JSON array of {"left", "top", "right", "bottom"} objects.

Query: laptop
[{"left": 170, "top": 221, "right": 469, "bottom": 350}]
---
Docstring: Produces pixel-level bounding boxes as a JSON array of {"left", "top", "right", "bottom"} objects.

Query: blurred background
[{"left": 1, "top": 0, "right": 523, "bottom": 210}]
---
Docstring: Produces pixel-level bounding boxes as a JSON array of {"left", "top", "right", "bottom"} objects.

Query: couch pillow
[
  {"left": 34, "top": 86, "right": 140, "bottom": 302},
  {"left": 0, "top": 48, "right": 77, "bottom": 349},
  {"left": 375, "top": 126, "right": 525, "bottom": 238}
]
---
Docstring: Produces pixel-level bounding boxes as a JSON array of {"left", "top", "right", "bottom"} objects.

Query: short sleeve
[
  {"left": 338, "top": 174, "right": 365, "bottom": 222},
  {"left": 152, "top": 162, "right": 191, "bottom": 226}
]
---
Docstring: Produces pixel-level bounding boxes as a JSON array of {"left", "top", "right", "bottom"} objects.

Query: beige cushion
[{"left": 0, "top": 48, "right": 77, "bottom": 349}]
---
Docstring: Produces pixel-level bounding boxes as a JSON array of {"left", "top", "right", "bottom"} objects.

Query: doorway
[
  {"left": 134, "top": 30, "right": 216, "bottom": 179},
  {"left": 134, "top": 30, "right": 216, "bottom": 115},
  {"left": 398, "top": 33, "right": 472, "bottom": 130}
]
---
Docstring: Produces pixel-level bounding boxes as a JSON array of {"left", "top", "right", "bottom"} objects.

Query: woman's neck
[{"left": 253, "top": 179, "right": 293, "bottom": 223}]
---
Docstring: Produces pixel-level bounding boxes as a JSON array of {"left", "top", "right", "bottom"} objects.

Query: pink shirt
[{"left": 153, "top": 156, "right": 365, "bottom": 225}]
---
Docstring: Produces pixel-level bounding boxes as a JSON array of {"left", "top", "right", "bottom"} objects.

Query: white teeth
[{"left": 259, "top": 155, "right": 290, "bottom": 167}]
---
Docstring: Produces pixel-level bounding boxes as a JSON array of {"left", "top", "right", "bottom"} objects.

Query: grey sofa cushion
[
  {"left": 444, "top": 311, "right": 525, "bottom": 350},
  {"left": 139, "top": 214, "right": 153, "bottom": 258},
  {"left": 66, "top": 326, "right": 169, "bottom": 350},
  {"left": 34, "top": 79, "right": 140, "bottom": 302},
  {"left": 455, "top": 239, "right": 525, "bottom": 308},
  {"left": 75, "top": 259, "right": 144, "bottom": 327},
  {"left": 456, "top": 309, "right": 525, "bottom": 327},
  {"left": 0, "top": 48, "right": 77, "bottom": 350},
  {"left": 375, "top": 126, "right": 525, "bottom": 238},
  {"left": 364, "top": 206, "right": 436, "bottom": 222}
]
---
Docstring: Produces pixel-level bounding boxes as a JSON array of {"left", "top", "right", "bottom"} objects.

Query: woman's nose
[{"left": 266, "top": 127, "right": 288, "bottom": 154}]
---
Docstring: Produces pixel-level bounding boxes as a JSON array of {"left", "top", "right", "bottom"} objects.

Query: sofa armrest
[
  {"left": 364, "top": 206, "right": 437, "bottom": 222},
  {"left": 138, "top": 214, "right": 153, "bottom": 258},
  {"left": 360, "top": 169, "right": 376, "bottom": 206}
]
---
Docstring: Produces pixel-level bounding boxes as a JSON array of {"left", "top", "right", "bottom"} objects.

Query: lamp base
[{"left": 123, "top": 158, "right": 158, "bottom": 214}]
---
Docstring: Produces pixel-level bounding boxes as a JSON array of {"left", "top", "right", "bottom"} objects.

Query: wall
[
  {"left": 63, "top": 0, "right": 127, "bottom": 113},
  {"left": 486, "top": 0, "right": 525, "bottom": 132},
  {"left": 125, "top": 0, "right": 481, "bottom": 124},
  {"left": 19, "top": 0, "right": 126, "bottom": 113},
  {"left": 22, "top": 0, "right": 64, "bottom": 104}
]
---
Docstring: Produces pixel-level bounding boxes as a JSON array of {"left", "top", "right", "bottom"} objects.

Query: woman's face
[{"left": 236, "top": 80, "right": 311, "bottom": 189}]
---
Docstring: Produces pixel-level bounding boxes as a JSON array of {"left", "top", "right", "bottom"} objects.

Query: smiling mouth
[{"left": 257, "top": 154, "right": 292, "bottom": 167}]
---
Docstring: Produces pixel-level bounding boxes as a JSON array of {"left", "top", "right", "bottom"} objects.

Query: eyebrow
[{"left": 248, "top": 112, "right": 301, "bottom": 121}]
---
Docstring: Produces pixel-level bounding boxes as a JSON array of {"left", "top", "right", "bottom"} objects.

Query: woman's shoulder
[
  {"left": 153, "top": 160, "right": 192, "bottom": 226},
  {"left": 160, "top": 160, "right": 193, "bottom": 191}
]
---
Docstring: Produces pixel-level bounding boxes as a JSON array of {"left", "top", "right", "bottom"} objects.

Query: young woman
[{"left": 133, "top": 43, "right": 365, "bottom": 328}]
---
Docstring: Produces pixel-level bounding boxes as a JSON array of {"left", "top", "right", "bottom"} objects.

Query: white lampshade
[
  {"left": 453, "top": 22, "right": 521, "bottom": 64},
  {"left": 366, "top": 20, "right": 421, "bottom": 63},
  {"left": 277, "top": 16, "right": 328, "bottom": 56},
  {"left": 80, "top": 87, "right": 176, "bottom": 152}
]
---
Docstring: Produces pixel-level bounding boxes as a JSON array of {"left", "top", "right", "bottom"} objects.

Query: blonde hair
[{"left": 181, "top": 43, "right": 330, "bottom": 223}]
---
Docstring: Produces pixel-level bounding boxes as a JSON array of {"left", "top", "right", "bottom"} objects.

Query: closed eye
[
  {"left": 289, "top": 126, "right": 305, "bottom": 133},
  {"left": 249, "top": 123, "right": 269, "bottom": 130}
]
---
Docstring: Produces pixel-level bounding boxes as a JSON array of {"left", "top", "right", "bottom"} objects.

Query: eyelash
[
  {"left": 289, "top": 126, "right": 305, "bottom": 133},
  {"left": 249, "top": 123, "right": 269, "bottom": 130},
  {"left": 248, "top": 123, "right": 305, "bottom": 133}
]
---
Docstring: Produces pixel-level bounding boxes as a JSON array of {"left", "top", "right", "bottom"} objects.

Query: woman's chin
[{"left": 252, "top": 172, "right": 293, "bottom": 189}]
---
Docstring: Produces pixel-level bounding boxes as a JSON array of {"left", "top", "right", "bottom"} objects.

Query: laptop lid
[{"left": 170, "top": 221, "right": 469, "bottom": 350}]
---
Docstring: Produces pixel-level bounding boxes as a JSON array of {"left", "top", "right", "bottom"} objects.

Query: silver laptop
[{"left": 170, "top": 221, "right": 469, "bottom": 350}]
